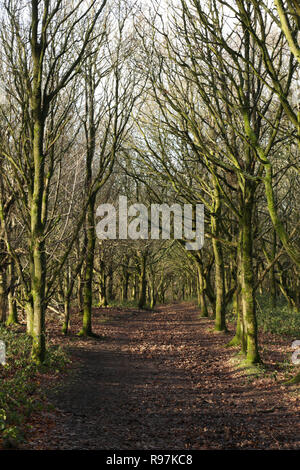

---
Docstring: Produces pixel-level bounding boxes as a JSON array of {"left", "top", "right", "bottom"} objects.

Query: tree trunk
[
  {"left": 149, "top": 277, "right": 156, "bottom": 309},
  {"left": 227, "top": 236, "right": 246, "bottom": 351},
  {"left": 62, "top": 267, "right": 71, "bottom": 335},
  {"left": 211, "top": 183, "right": 227, "bottom": 331},
  {"left": 31, "top": 236, "right": 46, "bottom": 363},
  {"left": 241, "top": 194, "right": 260, "bottom": 364},
  {"left": 138, "top": 253, "right": 147, "bottom": 309},
  {"left": 30, "top": 119, "right": 46, "bottom": 363},
  {"left": 79, "top": 197, "right": 96, "bottom": 336},
  {"left": 132, "top": 275, "right": 138, "bottom": 300},
  {"left": 196, "top": 261, "right": 208, "bottom": 317},
  {"left": 30, "top": 7, "right": 47, "bottom": 363},
  {"left": 77, "top": 272, "right": 84, "bottom": 313},
  {"left": 7, "top": 260, "right": 18, "bottom": 325},
  {"left": 98, "top": 263, "right": 108, "bottom": 307},
  {"left": 121, "top": 273, "right": 129, "bottom": 302},
  {"left": 62, "top": 296, "right": 71, "bottom": 336},
  {"left": 107, "top": 266, "right": 114, "bottom": 301},
  {"left": 25, "top": 298, "right": 34, "bottom": 336}
]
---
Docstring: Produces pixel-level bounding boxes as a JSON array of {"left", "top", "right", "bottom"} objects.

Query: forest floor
[{"left": 22, "top": 303, "right": 299, "bottom": 450}]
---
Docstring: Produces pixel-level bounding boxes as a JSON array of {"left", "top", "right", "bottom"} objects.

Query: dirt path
[{"left": 24, "top": 303, "right": 299, "bottom": 450}]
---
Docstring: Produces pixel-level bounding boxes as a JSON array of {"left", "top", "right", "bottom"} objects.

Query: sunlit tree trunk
[
  {"left": 196, "top": 261, "right": 208, "bottom": 318},
  {"left": 98, "top": 260, "right": 108, "bottom": 307}
]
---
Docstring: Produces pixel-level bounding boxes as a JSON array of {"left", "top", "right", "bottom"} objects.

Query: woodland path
[{"left": 24, "top": 303, "right": 299, "bottom": 450}]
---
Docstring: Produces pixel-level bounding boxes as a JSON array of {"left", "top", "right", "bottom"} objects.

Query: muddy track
[{"left": 24, "top": 303, "right": 299, "bottom": 450}]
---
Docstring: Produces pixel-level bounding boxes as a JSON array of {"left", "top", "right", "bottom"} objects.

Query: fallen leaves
[{"left": 22, "top": 303, "right": 300, "bottom": 450}]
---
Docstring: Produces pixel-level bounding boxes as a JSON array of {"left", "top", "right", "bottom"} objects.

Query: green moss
[
  {"left": 229, "top": 354, "right": 265, "bottom": 376},
  {"left": 225, "top": 335, "right": 241, "bottom": 347},
  {"left": 285, "top": 372, "right": 300, "bottom": 386}
]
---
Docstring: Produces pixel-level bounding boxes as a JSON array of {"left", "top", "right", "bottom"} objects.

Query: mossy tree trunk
[
  {"left": 78, "top": 59, "right": 97, "bottom": 337},
  {"left": 227, "top": 233, "right": 246, "bottom": 351},
  {"left": 30, "top": 6, "right": 47, "bottom": 363},
  {"left": 79, "top": 196, "right": 96, "bottom": 336},
  {"left": 25, "top": 297, "right": 34, "bottom": 336},
  {"left": 30, "top": 155, "right": 46, "bottom": 363},
  {"left": 62, "top": 257, "right": 85, "bottom": 335},
  {"left": 62, "top": 266, "right": 71, "bottom": 335},
  {"left": 196, "top": 260, "right": 208, "bottom": 318},
  {"left": 211, "top": 183, "right": 227, "bottom": 331},
  {"left": 77, "top": 272, "right": 84, "bottom": 313},
  {"left": 76, "top": 241, "right": 84, "bottom": 313},
  {"left": 241, "top": 189, "right": 260, "bottom": 364}
]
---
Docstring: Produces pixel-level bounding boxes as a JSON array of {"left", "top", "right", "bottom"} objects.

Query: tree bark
[
  {"left": 196, "top": 261, "right": 208, "bottom": 317},
  {"left": 211, "top": 183, "right": 227, "bottom": 331},
  {"left": 241, "top": 192, "right": 260, "bottom": 364},
  {"left": 79, "top": 197, "right": 96, "bottom": 336}
]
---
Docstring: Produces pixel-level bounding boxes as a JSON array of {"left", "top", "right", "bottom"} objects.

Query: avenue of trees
[{"left": 0, "top": 0, "right": 299, "bottom": 382}]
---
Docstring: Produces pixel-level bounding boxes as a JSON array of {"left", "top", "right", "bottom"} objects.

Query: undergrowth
[
  {"left": 226, "top": 295, "right": 300, "bottom": 337},
  {"left": 0, "top": 324, "right": 69, "bottom": 448}
]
